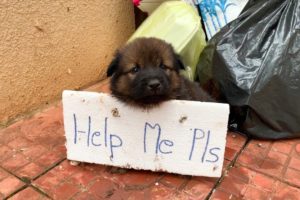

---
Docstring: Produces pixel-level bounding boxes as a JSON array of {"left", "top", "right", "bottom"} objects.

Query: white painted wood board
[{"left": 62, "top": 90, "right": 229, "bottom": 177}]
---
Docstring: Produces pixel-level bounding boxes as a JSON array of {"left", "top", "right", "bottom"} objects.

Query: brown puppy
[{"left": 106, "top": 37, "right": 214, "bottom": 108}]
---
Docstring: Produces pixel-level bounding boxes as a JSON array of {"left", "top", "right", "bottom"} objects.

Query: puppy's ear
[
  {"left": 174, "top": 54, "right": 185, "bottom": 71},
  {"left": 106, "top": 51, "right": 121, "bottom": 77}
]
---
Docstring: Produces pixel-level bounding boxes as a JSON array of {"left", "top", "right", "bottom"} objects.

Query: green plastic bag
[{"left": 129, "top": 1, "right": 206, "bottom": 81}]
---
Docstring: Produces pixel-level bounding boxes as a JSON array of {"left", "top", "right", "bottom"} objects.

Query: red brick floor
[{"left": 1, "top": 80, "right": 300, "bottom": 199}]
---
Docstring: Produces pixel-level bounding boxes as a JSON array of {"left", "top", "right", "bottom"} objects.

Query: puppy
[{"left": 106, "top": 37, "right": 214, "bottom": 108}]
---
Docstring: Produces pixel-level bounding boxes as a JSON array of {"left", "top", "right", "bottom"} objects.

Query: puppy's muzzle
[{"left": 147, "top": 79, "right": 161, "bottom": 92}]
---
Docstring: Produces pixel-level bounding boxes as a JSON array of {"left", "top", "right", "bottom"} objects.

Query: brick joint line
[
  {"left": 0, "top": 157, "right": 66, "bottom": 199},
  {"left": 205, "top": 135, "right": 251, "bottom": 200}
]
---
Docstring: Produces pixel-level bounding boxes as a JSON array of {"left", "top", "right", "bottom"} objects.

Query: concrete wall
[{"left": 0, "top": 0, "right": 135, "bottom": 125}]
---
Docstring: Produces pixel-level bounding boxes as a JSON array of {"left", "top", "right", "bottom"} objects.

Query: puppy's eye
[
  {"left": 160, "top": 63, "right": 168, "bottom": 70},
  {"left": 130, "top": 66, "right": 140, "bottom": 74}
]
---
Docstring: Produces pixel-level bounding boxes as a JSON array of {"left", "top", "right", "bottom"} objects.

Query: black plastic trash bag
[{"left": 197, "top": 0, "right": 300, "bottom": 139}]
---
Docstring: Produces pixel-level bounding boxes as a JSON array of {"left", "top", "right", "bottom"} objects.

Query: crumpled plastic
[{"left": 197, "top": 0, "right": 300, "bottom": 139}]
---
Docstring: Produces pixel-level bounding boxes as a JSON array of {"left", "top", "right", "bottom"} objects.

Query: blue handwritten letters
[
  {"left": 73, "top": 114, "right": 122, "bottom": 159},
  {"left": 72, "top": 114, "right": 220, "bottom": 163}
]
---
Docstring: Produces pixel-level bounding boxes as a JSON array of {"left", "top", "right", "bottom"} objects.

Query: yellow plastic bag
[{"left": 129, "top": 1, "right": 206, "bottom": 80}]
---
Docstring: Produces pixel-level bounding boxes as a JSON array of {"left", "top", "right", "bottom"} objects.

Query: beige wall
[{"left": 0, "top": 0, "right": 135, "bottom": 125}]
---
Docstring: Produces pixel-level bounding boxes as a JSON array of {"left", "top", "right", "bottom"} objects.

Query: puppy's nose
[{"left": 147, "top": 79, "right": 161, "bottom": 91}]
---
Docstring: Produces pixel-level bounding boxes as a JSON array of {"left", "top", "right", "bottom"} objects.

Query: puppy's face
[{"left": 107, "top": 38, "right": 184, "bottom": 107}]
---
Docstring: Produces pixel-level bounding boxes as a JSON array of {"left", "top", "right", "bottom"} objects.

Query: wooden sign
[{"left": 62, "top": 90, "right": 229, "bottom": 177}]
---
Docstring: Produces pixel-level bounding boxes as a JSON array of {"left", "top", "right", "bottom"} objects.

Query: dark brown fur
[{"left": 106, "top": 37, "right": 214, "bottom": 108}]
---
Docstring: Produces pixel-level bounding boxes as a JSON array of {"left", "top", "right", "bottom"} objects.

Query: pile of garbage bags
[{"left": 197, "top": 0, "right": 300, "bottom": 139}]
